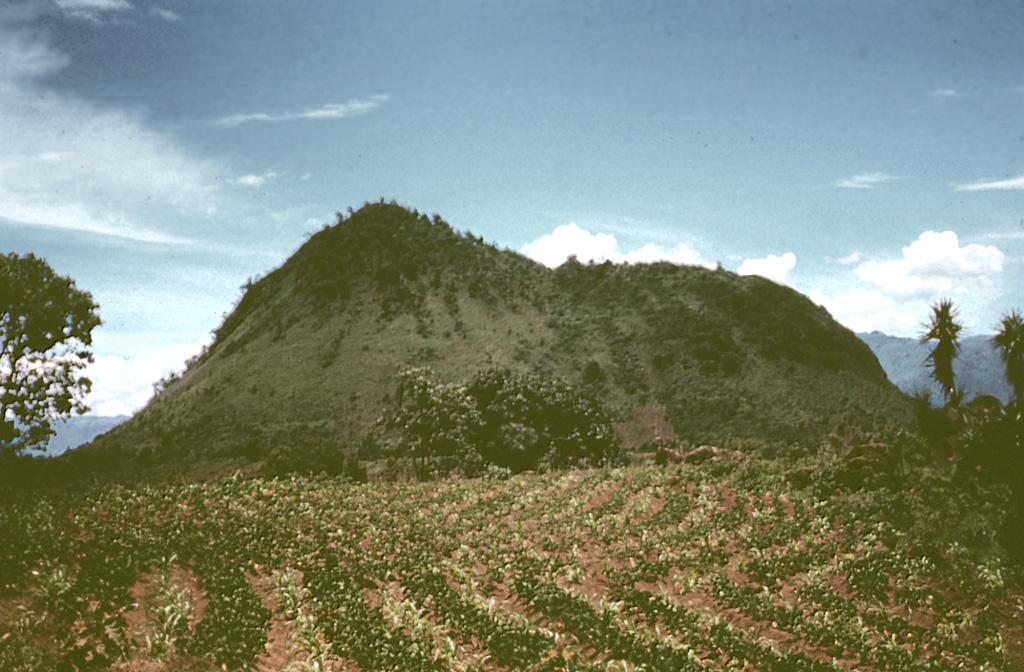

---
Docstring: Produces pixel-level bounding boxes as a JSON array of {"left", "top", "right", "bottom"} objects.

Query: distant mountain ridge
[
  {"left": 83, "top": 201, "right": 913, "bottom": 464},
  {"left": 30, "top": 415, "right": 128, "bottom": 456},
  {"left": 859, "top": 332, "right": 1013, "bottom": 404}
]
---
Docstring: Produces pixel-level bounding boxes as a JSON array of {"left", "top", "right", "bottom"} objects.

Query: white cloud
[
  {"left": 955, "top": 174, "right": 1024, "bottom": 191},
  {"left": 522, "top": 223, "right": 617, "bottom": 267},
  {"left": 0, "top": 25, "right": 69, "bottom": 78},
  {"left": 622, "top": 243, "right": 704, "bottom": 266},
  {"left": 55, "top": 0, "right": 131, "bottom": 22},
  {"left": 520, "top": 222, "right": 710, "bottom": 269},
  {"left": 149, "top": 7, "right": 180, "bottom": 21},
  {"left": 0, "top": 201, "right": 192, "bottom": 243},
  {"left": 214, "top": 95, "right": 391, "bottom": 127},
  {"left": 235, "top": 171, "right": 277, "bottom": 188},
  {"left": 930, "top": 87, "right": 966, "bottom": 102},
  {"left": 0, "top": 13, "right": 222, "bottom": 243},
  {"left": 737, "top": 252, "right": 796, "bottom": 284},
  {"left": 85, "top": 339, "right": 210, "bottom": 416},
  {"left": 809, "top": 287, "right": 922, "bottom": 336},
  {"left": 808, "top": 231, "right": 1005, "bottom": 336},
  {"left": 837, "top": 251, "right": 862, "bottom": 265},
  {"left": 833, "top": 172, "right": 897, "bottom": 189},
  {"left": 56, "top": 0, "right": 131, "bottom": 9},
  {"left": 854, "top": 231, "right": 1003, "bottom": 299}
]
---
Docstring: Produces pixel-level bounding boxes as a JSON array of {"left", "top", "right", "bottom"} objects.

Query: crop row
[{"left": 1, "top": 463, "right": 1020, "bottom": 670}]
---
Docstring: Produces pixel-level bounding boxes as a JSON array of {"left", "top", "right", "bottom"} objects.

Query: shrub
[{"left": 259, "top": 439, "right": 365, "bottom": 481}]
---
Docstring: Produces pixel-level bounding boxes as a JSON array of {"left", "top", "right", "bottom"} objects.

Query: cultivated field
[{"left": 2, "top": 458, "right": 1022, "bottom": 671}]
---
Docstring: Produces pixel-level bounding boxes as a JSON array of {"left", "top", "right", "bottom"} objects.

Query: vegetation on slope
[{"left": 79, "top": 201, "right": 910, "bottom": 470}]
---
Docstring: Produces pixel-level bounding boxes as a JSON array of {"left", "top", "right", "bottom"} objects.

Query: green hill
[{"left": 86, "top": 201, "right": 912, "bottom": 463}]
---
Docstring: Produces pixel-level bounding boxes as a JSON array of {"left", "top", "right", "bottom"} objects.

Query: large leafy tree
[
  {"left": 466, "top": 368, "right": 621, "bottom": 472},
  {"left": 380, "top": 367, "right": 483, "bottom": 469},
  {"left": 381, "top": 367, "right": 622, "bottom": 474},
  {"left": 1, "top": 253, "right": 100, "bottom": 456},
  {"left": 921, "top": 298, "right": 963, "bottom": 405}
]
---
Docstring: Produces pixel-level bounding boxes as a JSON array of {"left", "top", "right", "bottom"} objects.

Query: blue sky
[{"left": 1, "top": 0, "right": 1022, "bottom": 416}]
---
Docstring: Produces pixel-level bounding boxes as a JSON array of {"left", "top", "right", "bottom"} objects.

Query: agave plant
[
  {"left": 993, "top": 309, "right": 1024, "bottom": 402},
  {"left": 920, "top": 298, "right": 963, "bottom": 405}
]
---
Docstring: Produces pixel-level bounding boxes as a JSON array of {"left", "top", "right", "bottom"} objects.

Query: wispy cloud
[
  {"left": 930, "top": 87, "right": 966, "bottom": 102},
  {"left": 0, "top": 22, "right": 69, "bottom": 78},
  {"left": 55, "top": 0, "right": 131, "bottom": 22},
  {"left": 954, "top": 174, "right": 1024, "bottom": 191},
  {"left": 0, "top": 9, "right": 221, "bottom": 244},
  {"left": 0, "top": 202, "right": 192, "bottom": 244},
  {"left": 149, "top": 7, "right": 180, "bottom": 22},
  {"left": 234, "top": 171, "right": 277, "bottom": 188},
  {"left": 832, "top": 172, "right": 898, "bottom": 189},
  {"left": 214, "top": 95, "right": 391, "bottom": 127}
]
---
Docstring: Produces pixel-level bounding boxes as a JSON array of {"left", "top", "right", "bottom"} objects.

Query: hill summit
[{"left": 90, "top": 201, "right": 911, "bottom": 462}]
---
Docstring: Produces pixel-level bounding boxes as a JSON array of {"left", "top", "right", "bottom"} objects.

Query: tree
[
  {"left": 920, "top": 298, "right": 963, "bottom": 405},
  {"left": 380, "top": 367, "right": 622, "bottom": 475},
  {"left": 1, "top": 253, "right": 100, "bottom": 456},
  {"left": 993, "top": 310, "right": 1024, "bottom": 401},
  {"left": 466, "top": 368, "right": 621, "bottom": 472},
  {"left": 378, "top": 367, "right": 483, "bottom": 472}
]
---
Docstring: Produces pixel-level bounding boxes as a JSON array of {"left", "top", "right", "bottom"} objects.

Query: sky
[{"left": 1, "top": 0, "right": 1022, "bottom": 417}]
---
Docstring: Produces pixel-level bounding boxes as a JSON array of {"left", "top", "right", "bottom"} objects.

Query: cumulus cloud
[
  {"left": 214, "top": 95, "right": 391, "bottom": 127},
  {"left": 521, "top": 222, "right": 710, "bottom": 269},
  {"left": 521, "top": 223, "right": 616, "bottom": 267},
  {"left": 833, "top": 172, "right": 898, "bottom": 189},
  {"left": 810, "top": 231, "right": 1004, "bottom": 336},
  {"left": 737, "top": 252, "right": 796, "bottom": 284},
  {"left": 808, "top": 287, "right": 922, "bottom": 336},
  {"left": 85, "top": 339, "right": 210, "bottom": 416},
  {"left": 955, "top": 174, "right": 1024, "bottom": 191},
  {"left": 854, "top": 231, "right": 1003, "bottom": 299}
]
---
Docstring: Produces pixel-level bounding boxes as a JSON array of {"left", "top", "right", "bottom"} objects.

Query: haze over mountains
[
  {"left": 859, "top": 332, "right": 1013, "bottom": 405},
  {"left": 34, "top": 415, "right": 128, "bottom": 456}
]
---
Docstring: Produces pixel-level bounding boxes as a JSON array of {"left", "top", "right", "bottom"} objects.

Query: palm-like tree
[
  {"left": 921, "top": 298, "right": 963, "bottom": 405},
  {"left": 993, "top": 310, "right": 1024, "bottom": 402}
]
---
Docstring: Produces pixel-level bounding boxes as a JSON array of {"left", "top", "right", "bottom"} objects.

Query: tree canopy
[
  {"left": 380, "top": 367, "right": 622, "bottom": 474},
  {"left": 1, "top": 253, "right": 100, "bottom": 456}
]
